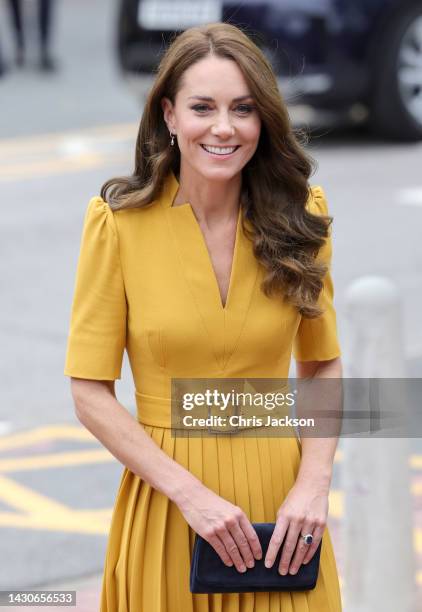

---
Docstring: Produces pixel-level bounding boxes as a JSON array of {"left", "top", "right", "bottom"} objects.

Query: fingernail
[
  {"left": 289, "top": 568, "right": 297, "bottom": 575},
  {"left": 240, "top": 565, "right": 246, "bottom": 572},
  {"left": 279, "top": 568, "right": 287, "bottom": 575},
  {"left": 247, "top": 560, "right": 255, "bottom": 568},
  {"left": 256, "top": 552, "right": 262, "bottom": 560},
  {"left": 264, "top": 559, "right": 272, "bottom": 568}
]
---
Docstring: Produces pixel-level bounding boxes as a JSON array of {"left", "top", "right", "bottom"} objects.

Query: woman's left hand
[{"left": 264, "top": 480, "right": 329, "bottom": 575}]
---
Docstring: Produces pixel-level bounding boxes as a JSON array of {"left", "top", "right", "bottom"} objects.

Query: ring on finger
[{"left": 301, "top": 533, "right": 313, "bottom": 545}]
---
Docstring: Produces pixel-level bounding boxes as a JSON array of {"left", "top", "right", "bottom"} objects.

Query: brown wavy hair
[{"left": 101, "top": 22, "right": 333, "bottom": 318}]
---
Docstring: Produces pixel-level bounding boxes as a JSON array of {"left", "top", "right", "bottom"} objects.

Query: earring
[{"left": 170, "top": 132, "right": 175, "bottom": 146}]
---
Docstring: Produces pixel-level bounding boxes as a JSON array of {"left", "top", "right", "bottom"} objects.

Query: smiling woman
[
  {"left": 64, "top": 21, "right": 343, "bottom": 612},
  {"left": 164, "top": 82, "right": 260, "bottom": 167}
]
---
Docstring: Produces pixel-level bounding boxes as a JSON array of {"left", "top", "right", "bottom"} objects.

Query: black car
[{"left": 117, "top": 0, "right": 422, "bottom": 141}]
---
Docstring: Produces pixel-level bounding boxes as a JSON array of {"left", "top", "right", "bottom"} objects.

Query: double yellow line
[{"left": 0, "top": 123, "right": 137, "bottom": 182}]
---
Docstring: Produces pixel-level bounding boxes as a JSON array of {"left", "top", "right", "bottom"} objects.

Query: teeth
[{"left": 202, "top": 145, "right": 237, "bottom": 155}]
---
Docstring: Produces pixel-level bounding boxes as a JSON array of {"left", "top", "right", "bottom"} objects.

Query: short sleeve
[
  {"left": 292, "top": 186, "right": 341, "bottom": 362},
  {"left": 64, "top": 196, "right": 127, "bottom": 380}
]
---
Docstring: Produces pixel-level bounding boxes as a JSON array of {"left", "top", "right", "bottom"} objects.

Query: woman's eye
[
  {"left": 191, "top": 104, "right": 255, "bottom": 114},
  {"left": 191, "top": 104, "right": 210, "bottom": 112},
  {"left": 236, "top": 104, "right": 254, "bottom": 114}
]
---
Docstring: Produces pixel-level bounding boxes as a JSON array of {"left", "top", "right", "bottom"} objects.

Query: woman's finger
[
  {"left": 238, "top": 514, "right": 263, "bottom": 560},
  {"left": 278, "top": 519, "right": 302, "bottom": 575},
  {"left": 303, "top": 524, "right": 325, "bottom": 564},
  {"left": 288, "top": 520, "right": 316, "bottom": 574},
  {"left": 264, "top": 519, "right": 288, "bottom": 568},
  {"left": 207, "top": 533, "right": 235, "bottom": 567},
  {"left": 227, "top": 521, "right": 256, "bottom": 568},
  {"left": 219, "top": 529, "right": 248, "bottom": 572}
]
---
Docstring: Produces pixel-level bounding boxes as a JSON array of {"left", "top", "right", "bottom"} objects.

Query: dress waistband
[{"left": 134, "top": 391, "right": 267, "bottom": 433}]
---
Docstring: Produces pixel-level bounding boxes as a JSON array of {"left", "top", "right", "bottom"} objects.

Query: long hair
[{"left": 101, "top": 22, "right": 332, "bottom": 318}]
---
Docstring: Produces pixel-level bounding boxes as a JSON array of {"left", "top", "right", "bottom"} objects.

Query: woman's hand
[
  {"left": 264, "top": 481, "right": 329, "bottom": 575},
  {"left": 176, "top": 482, "right": 263, "bottom": 572}
]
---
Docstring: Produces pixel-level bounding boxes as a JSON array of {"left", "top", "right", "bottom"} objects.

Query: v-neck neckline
[
  {"left": 160, "top": 170, "right": 260, "bottom": 371},
  {"left": 161, "top": 170, "right": 242, "bottom": 312}
]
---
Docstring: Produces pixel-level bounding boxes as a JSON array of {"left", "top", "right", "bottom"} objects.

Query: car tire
[{"left": 370, "top": 2, "right": 422, "bottom": 141}]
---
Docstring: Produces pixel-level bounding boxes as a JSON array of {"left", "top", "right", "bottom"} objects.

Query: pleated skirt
[{"left": 100, "top": 426, "right": 342, "bottom": 612}]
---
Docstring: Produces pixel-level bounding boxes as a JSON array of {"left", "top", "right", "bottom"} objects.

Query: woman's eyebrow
[{"left": 187, "top": 95, "right": 254, "bottom": 102}]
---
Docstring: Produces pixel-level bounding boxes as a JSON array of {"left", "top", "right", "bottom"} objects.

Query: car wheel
[{"left": 370, "top": 3, "right": 422, "bottom": 141}]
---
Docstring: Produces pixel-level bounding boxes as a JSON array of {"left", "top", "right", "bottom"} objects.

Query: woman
[{"left": 64, "top": 22, "right": 343, "bottom": 612}]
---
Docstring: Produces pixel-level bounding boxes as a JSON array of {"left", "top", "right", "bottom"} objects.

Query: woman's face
[{"left": 161, "top": 55, "right": 261, "bottom": 182}]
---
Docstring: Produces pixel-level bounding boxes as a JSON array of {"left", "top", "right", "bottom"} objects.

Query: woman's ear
[{"left": 161, "top": 97, "right": 174, "bottom": 132}]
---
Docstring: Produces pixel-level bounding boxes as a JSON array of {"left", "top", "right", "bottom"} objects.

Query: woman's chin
[{"left": 195, "top": 166, "right": 242, "bottom": 182}]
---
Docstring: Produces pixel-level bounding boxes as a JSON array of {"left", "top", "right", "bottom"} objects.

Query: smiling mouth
[{"left": 200, "top": 144, "right": 241, "bottom": 155}]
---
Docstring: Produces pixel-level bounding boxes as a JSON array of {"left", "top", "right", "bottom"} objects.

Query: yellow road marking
[
  {"left": 334, "top": 449, "right": 343, "bottom": 461},
  {"left": 0, "top": 426, "right": 420, "bottom": 463},
  {"left": 416, "top": 529, "right": 422, "bottom": 554},
  {"left": 0, "top": 425, "right": 96, "bottom": 451},
  {"left": 1, "top": 152, "right": 131, "bottom": 180},
  {"left": 411, "top": 455, "right": 422, "bottom": 470},
  {"left": 0, "top": 153, "right": 103, "bottom": 178},
  {"left": 329, "top": 483, "right": 422, "bottom": 521},
  {"left": 328, "top": 489, "right": 422, "bottom": 553},
  {"left": 0, "top": 152, "right": 132, "bottom": 182},
  {"left": 0, "top": 475, "right": 112, "bottom": 534},
  {"left": 0, "top": 475, "right": 75, "bottom": 515},
  {"left": 0, "top": 448, "right": 115, "bottom": 472},
  {"left": 0, "top": 122, "right": 136, "bottom": 182},
  {"left": 413, "top": 481, "right": 422, "bottom": 496},
  {"left": 334, "top": 448, "right": 422, "bottom": 470},
  {"left": 329, "top": 490, "right": 344, "bottom": 518},
  {"left": 0, "top": 475, "right": 421, "bottom": 547},
  {"left": 0, "top": 425, "right": 420, "bottom": 546},
  {"left": 0, "top": 468, "right": 421, "bottom": 546},
  {"left": 0, "top": 512, "right": 110, "bottom": 534},
  {"left": 6, "top": 441, "right": 418, "bottom": 472},
  {"left": 0, "top": 123, "right": 137, "bottom": 154}
]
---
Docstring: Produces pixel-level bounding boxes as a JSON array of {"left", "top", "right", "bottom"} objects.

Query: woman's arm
[
  {"left": 70, "top": 378, "right": 263, "bottom": 571},
  {"left": 70, "top": 378, "right": 200, "bottom": 503},
  {"left": 295, "top": 356, "right": 343, "bottom": 491},
  {"left": 264, "top": 356, "right": 342, "bottom": 574}
]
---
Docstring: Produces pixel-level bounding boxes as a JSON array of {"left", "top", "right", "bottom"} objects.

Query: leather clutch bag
[{"left": 190, "top": 522, "right": 322, "bottom": 593}]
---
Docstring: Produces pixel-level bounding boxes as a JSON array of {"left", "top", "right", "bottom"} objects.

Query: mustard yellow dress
[{"left": 64, "top": 170, "right": 342, "bottom": 612}]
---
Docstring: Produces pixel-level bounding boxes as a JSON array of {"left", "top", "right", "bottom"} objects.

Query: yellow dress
[{"left": 64, "top": 170, "right": 342, "bottom": 612}]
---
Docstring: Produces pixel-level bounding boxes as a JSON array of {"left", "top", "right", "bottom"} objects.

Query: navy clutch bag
[{"left": 190, "top": 522, "right": 322, "bottom": 593}]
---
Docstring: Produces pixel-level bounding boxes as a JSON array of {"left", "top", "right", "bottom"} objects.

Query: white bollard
[{"left": 342, "top": 276, "right": 415, "bottom": 612}]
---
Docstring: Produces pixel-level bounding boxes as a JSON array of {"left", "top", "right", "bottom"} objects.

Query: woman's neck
[{"left": 173, "top": 167, "right": 242, "bottom": 227}]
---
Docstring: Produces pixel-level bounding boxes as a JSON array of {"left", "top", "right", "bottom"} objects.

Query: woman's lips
[{"left": 200, "top": 144, "right": 241, "bottom": 158}]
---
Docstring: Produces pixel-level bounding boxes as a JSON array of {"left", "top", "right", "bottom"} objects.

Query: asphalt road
[{"left": 0, "top": 0, "right": 421, "bottom": 601}]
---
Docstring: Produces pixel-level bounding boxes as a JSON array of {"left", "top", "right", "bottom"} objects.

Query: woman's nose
[{"left": 211, "top": 114, "right": 235, "bottom": 137}]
